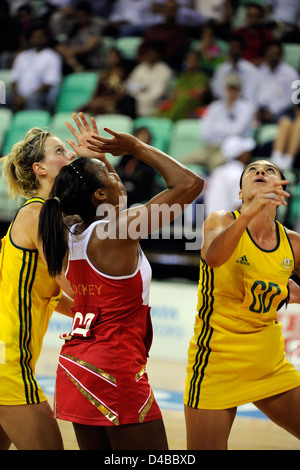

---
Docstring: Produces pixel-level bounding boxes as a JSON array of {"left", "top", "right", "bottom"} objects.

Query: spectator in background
[
  {"left": 10, "top": 25, "right": 62, "bottom": 112},
  {"left": 234, "top": 2, "right": 274, "bottom": 66},
  {"left": 271, "top": 104, "right": 300, "bottom": 170},
  {"left": 125, "top": 41, "right": 173, "bottom": 116},
  {"left": 195, "top": 22, "right": 225, "bottom": 76},
  {"left": 182, "top": 74, "right": 255, "bottom": 173},
  {"left": 0, "top": 0, "right": 22, "bottom": 69},
  {"left": 79, "top": 47, "right": 136, "bottom": 118},
  {"left": 138, "top": 0, "right": 189, "bottom": 72},
  {"left": 265, "top": 0, "right": 300, "bottom": 42},
  {"left": 55, "top": 1, "right": 104, "bottom": 73},
  {"left": 211, "top": 34, "right": 260, "bottom": 104},
  {"left": 16, "top": 3, "right": 37, "bottom": 43},
  {"left": 104, "top": 0, "right": 163, "bottom": 37},
  {"left": 157, "top": 50, "right": 210, "bottom": 121},
  {"left": 49, "top": 4, "right": 78, "bottom": 43},
  {"left": 256, "top": 41, "right": 299, "bottom": 125},
  {"left": 49, "top": 1, "right": 115, "bottom": 43},
  {"left": 192, "top": 0, "right": 233, "bottom": 39},
  {"left": 115, "top": 127, "right": 156, "bottom": 206},
  {"left": 204, "top": 135, "right": 255, "bottom": 215}
]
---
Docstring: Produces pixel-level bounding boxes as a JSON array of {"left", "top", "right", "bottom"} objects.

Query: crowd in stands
[{"left": 1, "top": 0, "right": 300, "bottom": 226}]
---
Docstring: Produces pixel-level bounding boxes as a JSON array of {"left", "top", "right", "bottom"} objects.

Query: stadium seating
[
  {"left": 55, "top": 72, "right": 99, "bottom": 112},
  {"left": 168, "top": 119, "right": 204, "bottom": 162},
  {"left": 134, "top": 116, "right": 173, "bottom": 152},
  {"left": 115, "top": 36, "right": 142, "bottom": 60},
  {"left": 256, "top": 124, "right": 278, "bottom": 146},
  {"left": 0, "top": 167, "right": 21, "bottom": 222},
  {"left": 94, "top": 114, "right": 134, "bottom": 164},
  {"left": 2, "top": 110, "right": 51, "bottom": 156},
  {"left": 283, "top": 43, "right": 300, "bottom": 71},
  {"left": 0, "top": 108, "right": 13, "bottom": 154}
]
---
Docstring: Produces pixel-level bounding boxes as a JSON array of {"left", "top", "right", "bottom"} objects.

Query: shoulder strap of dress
[
  {"left": 231, "top": 210, "right": 240, "bottom": 219},
  {"left": 23, "top": 197, "right": 45, "bottom": 206}
]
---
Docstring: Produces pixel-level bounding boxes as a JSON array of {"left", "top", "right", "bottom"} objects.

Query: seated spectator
[
  {"left": 125, "top": 41, "right": 173, "bottom": 116},
  {"left": 79, "top": 47, "right": 136, "bottom": 118},
  {"left": 157, "top": 50, "right": 211, "bottom": 121},
  {"left": 10, "top": 25, "right": 62, "bottom": 112},
  {"left": 16, "top": 3, "right": 37, "bottom": 44},
  {"left": 138, "top": 0, "right": 189, "bottom": 72},
  {"left": 192, "top": 0, "right": 233, "bottom": 40},
  {"left": 234, "top": 2, "right": 274, "bottom": 66},
  {"left": 115, "top": 127, "right": 156, "bottom": 207},
  {"left": 265, "top": 0, "right": 300, "bottom": 42},
  {"left": 49, "top": 4, "right": 77, "bottom": 43},
  {"left": 271, "top": 104, "right": 300, "bottom": 170},
  {"left": 55, "top": 1, "right": 104, "bottom": 72},
  {"left": 256, "top": 41, "right": 299, "bottom": 125},
  {"left": 104, "top": 0, "right": 163, "bottom": 37},
  {"left": 181, "top": 74, "right": 255, "bottom": 173},
  {"left": 0, "top": 0, "right": 22, "bottom": 69},
  {"left": 195, "top": 22, "right": 225, "bottom": 76},
  {"left": 49, "top": 1, "right": 114, "bottom": 43},
  {"left": 204, "top": 135, "right": 255, "bottom": 215},
  {"left": 211, "top": 34, "right": 260, "bottom": 104}
]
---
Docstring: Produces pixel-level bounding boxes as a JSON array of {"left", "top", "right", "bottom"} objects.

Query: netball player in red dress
[{"left": 38, "top": 114, "right": 204, "bottom": 450}]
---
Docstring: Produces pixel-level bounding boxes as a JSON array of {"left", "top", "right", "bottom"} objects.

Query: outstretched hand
[
  {"left": 65, "top": 112, "right": 106, "bottom": 160},
  {"left": 87, "top": 128, "right": 138, "bottom": 157}
]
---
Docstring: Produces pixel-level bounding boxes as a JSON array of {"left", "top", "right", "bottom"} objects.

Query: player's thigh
[
  {"left": 254, "top": 386, "right": 300, "bottom": 439},
  {"left": 184, "top": 405, "right": 237, "bottom": 450},
  {"left": 106, "top": 418, "right": 168, "bottom": 450},
  {"left": 0, "top": 401, "right": 63, "bottom": 450},
  {"left": 0, "top": 424, "right": 11, "bottom": 450},
  {"left": 73, "top": 422, "right": 112, "bottom": 450}
]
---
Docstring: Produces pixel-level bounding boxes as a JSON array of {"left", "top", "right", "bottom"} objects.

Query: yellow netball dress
[
  {"left": 0, "top": 197, "right": 62, "bottom": 405},
  {"left": 184, "top": 211, "right": 300, "bottom": 410}
]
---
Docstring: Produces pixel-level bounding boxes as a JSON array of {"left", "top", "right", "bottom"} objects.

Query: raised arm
[
  {"left": 87, "top": 128, "right": 204, "bottom": 237},
  {"left": 65, "top": 112, "right": 117, "bottom": 174},
  {"left": 203, "top": 178, "right": 289, "bottom": 268}
]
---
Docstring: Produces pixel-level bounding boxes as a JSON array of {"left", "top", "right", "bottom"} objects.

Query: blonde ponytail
[{"left": 2, "top": 127, "right": 52, "bottom": 200}]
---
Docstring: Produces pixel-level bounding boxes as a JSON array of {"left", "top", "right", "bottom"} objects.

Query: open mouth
[{"left": 254, "top": 177, "right": 266, "bottom": 183}]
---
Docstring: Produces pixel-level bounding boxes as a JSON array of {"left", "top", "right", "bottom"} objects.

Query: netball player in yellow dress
[
  {"left": 184, "top": 160, "right": 300, "bottom": 449},
  {"left": 0, "top": 114, "right": 100, "bottom": 450}
]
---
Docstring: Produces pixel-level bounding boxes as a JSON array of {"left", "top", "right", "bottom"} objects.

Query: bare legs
[
  {"left": 0, "top": 401, "right": 63, "bottom": 450},
  {"left": 271, "top": 115, "right": 300, "bottom": 169},
  {"left": 184, "top": 406, "right": 237, "bottom": 450},
  {"left": 185, "top": 386, "right": 300, "bottom": 449},
  {"left": 73, "top": 418, "right": 168, "bottom": 450}
]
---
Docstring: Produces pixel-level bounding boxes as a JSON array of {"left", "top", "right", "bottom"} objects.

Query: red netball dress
[{"left": 54, "top": 220, "right": 162, "bottom": 426}]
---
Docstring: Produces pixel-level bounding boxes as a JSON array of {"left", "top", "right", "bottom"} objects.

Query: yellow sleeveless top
[
  {"left": 0, "top": 198, "right": 62, "bottom": 405},
  {"left": 184, "top": 211, "right": 300, "bottom": 409}
]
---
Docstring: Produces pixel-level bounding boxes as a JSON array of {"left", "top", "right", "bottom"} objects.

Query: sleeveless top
[
  {"left": 184, "top": 210, "right": 300, "bottom": 409},
  {"left": 54, "top": 220, "right": 161, "bottom": 426},
  {"left": 0, "top": 197, "right": 62, "bottom": 405}
]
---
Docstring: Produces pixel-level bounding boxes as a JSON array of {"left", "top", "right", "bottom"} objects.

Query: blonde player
[
  {"left": 0, "top": 114, "right": 101, "bottom": 450},
  {"left": 184, "top": 160, "right": 300, "bottom": 449}
]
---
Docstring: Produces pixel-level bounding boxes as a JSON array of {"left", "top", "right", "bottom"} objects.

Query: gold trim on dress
[
  {"left": 64, "top": 369, "right": 119, "bottom": 425},
  {"left": 61, "top": 353, "right": 116, "bottom": 384},
  {"left": 135, "top": 365, "right": 146, "bottom": 381},
  {"left": 139, "top": 389, "right": 154, "bottom": 423}
]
